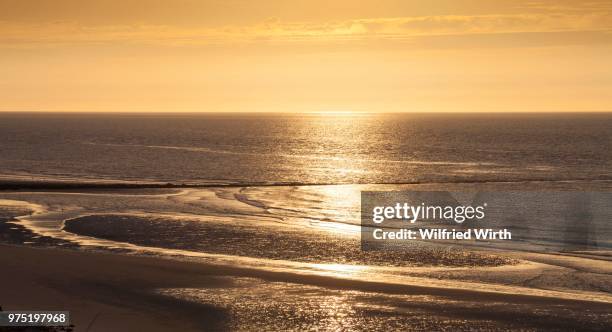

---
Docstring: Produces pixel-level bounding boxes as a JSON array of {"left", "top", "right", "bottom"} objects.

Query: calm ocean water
[
  {"left": 1, "top": 112, "right": 611, "bottom": 270},
  {"left": 1, "top": 112, "right": 611, "bottom": 185}
]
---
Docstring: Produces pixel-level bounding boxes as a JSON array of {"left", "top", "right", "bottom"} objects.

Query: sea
[
  {"left": 0, "top": 112, "right": 611, "bottom": 267},
  {"left": 1, "top": 112, "right": 611, "bottom": 186}
]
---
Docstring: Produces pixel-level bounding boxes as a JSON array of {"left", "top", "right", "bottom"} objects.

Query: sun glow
[
  {"left": 310, "top": 263, "right": 368, "bottom": 276},
  {"left": 1, "top": 0, "right": 610, "bottom": 113}
]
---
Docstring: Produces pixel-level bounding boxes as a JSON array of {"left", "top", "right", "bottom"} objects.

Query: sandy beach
[
  {"left": 1, "top": 243, "right": 611, "bottom": 331},
  {"left": 1, "top": 183, "right": 611, "bottom": 331}
]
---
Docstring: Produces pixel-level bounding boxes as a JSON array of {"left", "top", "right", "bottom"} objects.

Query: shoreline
[
  {"left": 1, "top": 183, "right": 611, "bottom": 330},
  {"left": 2, "top": 244, "right": 612, "bottom": 331},
  {"left": 1, "top": 177, "right": 612, "bottom": 192}
]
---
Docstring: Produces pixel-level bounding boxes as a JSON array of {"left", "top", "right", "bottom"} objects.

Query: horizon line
[{"left": 1, "top": 110, "right": 612, "bottom": 115}]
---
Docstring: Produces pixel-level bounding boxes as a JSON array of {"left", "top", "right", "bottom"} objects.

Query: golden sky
[{"left": 1, "top": 0, "right": 611, "bottom": 112}]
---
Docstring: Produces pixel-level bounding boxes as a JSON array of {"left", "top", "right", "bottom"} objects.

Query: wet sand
[
  {"left": 1, "top": 244, "right": 612, "bottom": 331},
  {"left": 1, "top": 185, "right": 611, "bottom": 331},
  {"left": 63, "top": 214, "right": 513, "bottom": 267}
]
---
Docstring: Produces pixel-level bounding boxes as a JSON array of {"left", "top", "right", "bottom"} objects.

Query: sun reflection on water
[{"left": 310, "top": 263, "right": 369, "bottom": 277}]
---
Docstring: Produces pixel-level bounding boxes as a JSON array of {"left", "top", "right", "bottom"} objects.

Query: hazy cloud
[{"left": 2, "top": 11, "right": 611, "bottom": 48}]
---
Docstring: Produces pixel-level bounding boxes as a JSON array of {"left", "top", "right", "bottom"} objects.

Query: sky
[{"left": 1, "top": 0, "right": 611, "bottom": 112}]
